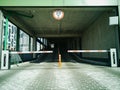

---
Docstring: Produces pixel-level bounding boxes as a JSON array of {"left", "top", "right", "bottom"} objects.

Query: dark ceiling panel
[{"left": 3, "top": 7, "right": 116, "bottom": 37}]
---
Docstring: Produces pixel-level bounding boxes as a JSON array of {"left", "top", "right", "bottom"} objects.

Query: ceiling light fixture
[{"left": 53, "top": 9, "right": 64, "bottom": 20}]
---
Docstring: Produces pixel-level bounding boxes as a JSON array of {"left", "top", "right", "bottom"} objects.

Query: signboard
[{"left": 109, "top": 16, "right": 118, "bottom": 25}]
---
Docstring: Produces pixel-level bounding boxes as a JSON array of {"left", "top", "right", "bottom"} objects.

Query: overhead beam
[
  {"left": 8, "top": 16, "right": 35, "bottom": 37},
  {"left": 36, "top": 34, "right": 81, "bottom": 38},
  {"left": 0, "top": 0, "right": 118, "bottom": 6}
]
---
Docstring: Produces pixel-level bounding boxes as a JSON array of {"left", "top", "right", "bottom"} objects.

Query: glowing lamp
[{"left": 53, "top": 9, "right": 64, "bottom": 20}]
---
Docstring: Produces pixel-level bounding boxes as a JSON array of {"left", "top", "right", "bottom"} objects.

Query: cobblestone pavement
[{"left": 0, "top": 62, "right": 120, "bottom": 90}]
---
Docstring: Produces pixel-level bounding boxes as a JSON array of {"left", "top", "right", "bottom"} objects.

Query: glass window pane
[{"left": 19, "top": 30, "right": 29, "bottom": 51}]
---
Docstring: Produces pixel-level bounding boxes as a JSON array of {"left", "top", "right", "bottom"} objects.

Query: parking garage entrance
[{"left": 0, "top": 6, "right": 120, "bottom": 69}]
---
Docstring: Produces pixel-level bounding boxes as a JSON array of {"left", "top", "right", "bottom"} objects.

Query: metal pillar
[
  {"left": 4, "top": 16, "right": 8, "bottom": 50},
  {"left": 16, "top": 28, "right": 20, "bottom": 51},
  {"left": 29, "top": 36, "right": 31, "bottom": 51},
  {"left": 33, "top": 37, "right": 36, "bottom": 58},
  {"left": 67, "top": 39, "right": 70, "bottom": 49},
  {"left": 0, "top": 10, "right": 4, "bottom": 69},
  {"left": 73, "top": 39, "right": 75, "bottom": 49},
  {"left": 76, "top": 38, "right": 80, "bottom": 50}
]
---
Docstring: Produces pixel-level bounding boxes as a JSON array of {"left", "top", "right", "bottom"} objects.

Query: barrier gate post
[
  {"left": 110, "top": 48, "right": 117, "bottom": 67},
  {"left": 1, "top": 50, "right": 10, "bottom": 69}
]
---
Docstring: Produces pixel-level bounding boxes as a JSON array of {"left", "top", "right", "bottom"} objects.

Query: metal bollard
[
  {"left": 1, "top": 50, "right": 10, "bottom": 69},
  {"left": 110, "top": 48, "right": 117, "bottom": 67},
  {"left": 58, "top": 54, "right": 62, "bottom": 67}
]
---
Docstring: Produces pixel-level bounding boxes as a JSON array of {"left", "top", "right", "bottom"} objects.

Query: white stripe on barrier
[
  {"left": 67, "top": 50, "right": 109, "bottom": 53},
  {"left": 10, "top": 51, "right": 53, "bottom": 54}
]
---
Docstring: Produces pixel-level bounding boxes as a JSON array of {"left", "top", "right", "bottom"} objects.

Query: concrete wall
[{"left": 82, "top": 11, "right": 116, "bottom": 59}]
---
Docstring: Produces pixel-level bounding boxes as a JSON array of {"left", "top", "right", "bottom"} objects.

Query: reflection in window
[
  {"left": 3, "top": 18, "right": 17, "bottom": 51},
  {"left": 19, "top": 30, "right": 29, "bottom": 51}
]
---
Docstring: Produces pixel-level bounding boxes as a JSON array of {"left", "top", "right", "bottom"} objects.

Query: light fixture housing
[{"left": 53, "top": 9, "right": 64, "bottom": 20}]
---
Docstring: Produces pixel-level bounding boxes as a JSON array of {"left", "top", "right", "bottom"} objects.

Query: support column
[
  {"left": 33, "top": 37, "right": 36, "bottom": 58},
  {"left": 73, "top": 39, "right": 75, "bottom": 49},
  {"left": 4, "top": 16, "right": 8, "bottom": 50},
  {"left": 16, "top": 28, "right": 20, "bottom": 51},
  {"left": 118, "top": 0, "right": 120, "bottom": 66},
  {"left": 29, "top": 36, "right": 31, "bottom": 51},
  {"left": 76, "top": 38, "right": 80, "bottom": 50},
  {"left": 71, "top": 39, "right": 73, "bottom": 49},
  {"left": 0, "top": 11, "right": 4, "bottom": 69},
  {"left": 67, "top": 39, "right": 70, "bottom": 49},
  {"left": 115, "top": 25, "right": 120, "bottom": 66}
]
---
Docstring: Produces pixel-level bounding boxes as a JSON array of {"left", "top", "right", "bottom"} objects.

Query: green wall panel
[
  {"left": 0, "top": 0, "right": 118, "bottom": 6},
  {"left": 0, "top": 0, "right": 53, "bottom": 6},
  {"left": 65, "top": 0, "right": 117, "bottom": 6}
]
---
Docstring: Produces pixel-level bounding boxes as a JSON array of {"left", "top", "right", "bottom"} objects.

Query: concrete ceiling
[{"left": 3, "top": 7, "right": 115, "bottom": 38}]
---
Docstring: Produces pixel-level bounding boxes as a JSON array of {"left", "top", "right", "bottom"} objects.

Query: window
[
  {"left": 3, "top": 18, "right": 17, "bottom": 51},
  {"left": 19, "top": 30, "right": 29, "bottom": 51}
]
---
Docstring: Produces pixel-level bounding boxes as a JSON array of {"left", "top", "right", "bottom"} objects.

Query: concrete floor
[{"left": 0, "top": 62, "right": 120, "bottom": 90}]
